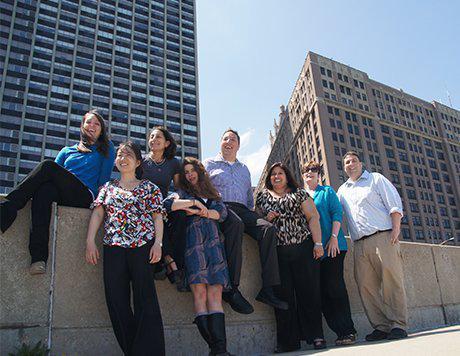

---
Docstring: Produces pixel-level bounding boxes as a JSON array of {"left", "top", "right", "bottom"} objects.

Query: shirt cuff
[{"left": 389, "top": 207, "right": 403, "bottom": 217}]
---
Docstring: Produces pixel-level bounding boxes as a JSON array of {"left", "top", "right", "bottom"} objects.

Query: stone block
[
  {"left": 400, "top": 243, "right": 442, "bottom": 307},
  {"left": 0, "top": 202, "right": 51, "bottom": 327},
  {"left": 0, "top": 326, "right": 48, "bottom": 356},
  {"left": 407, "top": 305, "right": 445, "bottom": 331},
  {"left": 52, "top": 206, "right": 111, "bottom": 328},
  {"left": 51, "top": 327, "right": 121, "bottom": 356},
  {"left": 445, "top": 304, "right": 460, "bottom": 325},
  {"left": 432, "top": 245, "right": 460, "bottom": 305}
]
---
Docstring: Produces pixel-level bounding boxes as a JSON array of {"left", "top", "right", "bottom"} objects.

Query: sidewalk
[{"left": 271, "top": 325, "right": 460, "bottom": 356}]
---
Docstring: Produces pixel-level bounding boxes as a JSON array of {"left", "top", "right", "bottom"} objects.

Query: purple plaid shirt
[{"left": 203, "top": 154, "right": 254, "bottom": 209}]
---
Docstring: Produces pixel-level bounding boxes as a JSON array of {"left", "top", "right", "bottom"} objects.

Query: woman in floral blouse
[{"left": 85, "top": 141, "right": 165, "bottom": 356}]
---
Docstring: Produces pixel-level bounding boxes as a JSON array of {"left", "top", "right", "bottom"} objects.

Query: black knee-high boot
[
  {"left": 208, "top": 313, "right": 232, "bottom": 356},
  {"left": 194, "top": 315, "right": 213, "bottom": 349}
]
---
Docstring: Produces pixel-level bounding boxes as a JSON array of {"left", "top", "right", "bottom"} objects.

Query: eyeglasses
[{"left": 303, "top": 167, "right": 319, "bottom": 173}]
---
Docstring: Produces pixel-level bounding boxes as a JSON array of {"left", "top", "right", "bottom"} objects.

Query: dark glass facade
[{"left": 0, "top": 0, "right": 200, "bottom": 193}]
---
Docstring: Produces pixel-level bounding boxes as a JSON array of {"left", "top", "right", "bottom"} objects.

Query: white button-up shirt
[{"left": 337, "top": 170, "right": 403, "bottom": 241}]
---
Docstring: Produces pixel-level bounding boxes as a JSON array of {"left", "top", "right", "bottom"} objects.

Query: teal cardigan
[{"left": 311, "top": 185, "right": 348, "bottom": 256}]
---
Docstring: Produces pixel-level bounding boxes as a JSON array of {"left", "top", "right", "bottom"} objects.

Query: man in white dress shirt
[{"left": 337, "top": 151, "right": 408, "bottom": 341}]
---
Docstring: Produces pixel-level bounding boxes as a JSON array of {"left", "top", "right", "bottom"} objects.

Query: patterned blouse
[
  {"left": 256, "top": 188, "right": 311, "bottom": 246},
  {"left": 92, "top": 179, "right": 164, "bottom": 248}
]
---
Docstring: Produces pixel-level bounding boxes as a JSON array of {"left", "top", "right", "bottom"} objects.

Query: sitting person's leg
[
  {"left": 219, "top": 207, "right": 253, "bottom": 314},
  {"left": 1, "top": 160, "right": 92, "bottom": 233},
  {"left": 226, "top": 203, "right": 287, "bottom": 310}
]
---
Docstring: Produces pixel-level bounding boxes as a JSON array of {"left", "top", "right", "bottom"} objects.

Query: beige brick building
[{"left": 259, "top": 52, "right": 460, "bottom": 245}]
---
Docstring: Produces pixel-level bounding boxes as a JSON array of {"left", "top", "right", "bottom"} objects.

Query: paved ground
[{"left": 269, "top": 325, "right": 460, "bottom": 356}]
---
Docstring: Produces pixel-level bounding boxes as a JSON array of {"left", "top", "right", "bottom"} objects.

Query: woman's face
[
  {"left": 149, "top": 129, "right": 170, "bottom": 154},
  {"left": 184, "top": 164, "right": 199, "bottom": 186},
  {"left": 303, "top": 166, "right": 320, "bottom": 187},
  {"left": 115, "top": 146, "right": 140, "bottom": 174},
  {"left": 270, "top": 166, "right": 288, "bottom": 190},
  {"left": 83, "top": 114, "right": 102, "bottom": 142}
]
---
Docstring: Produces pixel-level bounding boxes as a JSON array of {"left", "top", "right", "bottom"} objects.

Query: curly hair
[
  {"left": 149, "top": 126, "right": 177, "bottom": 159},
  {"left": 179, "top": 157, "right": 221, "bottom": 200}
]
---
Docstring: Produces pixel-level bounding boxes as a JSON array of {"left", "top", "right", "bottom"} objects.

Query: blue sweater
[
  {"left": 55, "top": 142, "right": 115, "bottom": 197},
  {"left": 311, "top": 185, "right": 348, "bottom": 256}
]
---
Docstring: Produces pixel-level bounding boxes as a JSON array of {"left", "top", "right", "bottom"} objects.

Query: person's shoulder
[
  {"left": 323, "top": 185, "right": 338, "bottom": 194},
  {"left": 61, "top": 144, "right": 78, "bottom": 153},
  {"left": 370, "top": 171, "right": 388, "bottom": 183}
]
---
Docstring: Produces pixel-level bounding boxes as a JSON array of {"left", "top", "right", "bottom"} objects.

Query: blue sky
[{"left": 196, "top": 0, "right": 460, "bottom": 185}]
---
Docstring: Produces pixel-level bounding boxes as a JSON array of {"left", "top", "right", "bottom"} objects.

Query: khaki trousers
[{"left": 353, "top": 231, "right": 408, "bottom": 332}]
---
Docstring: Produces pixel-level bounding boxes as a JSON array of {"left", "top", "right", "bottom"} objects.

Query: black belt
[{"left": 357, "top": 229, "right": 392, "bottom": 242}]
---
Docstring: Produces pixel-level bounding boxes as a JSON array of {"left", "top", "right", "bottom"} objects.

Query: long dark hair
[
  {"left": 264, "top": 162, "right": 300, "bottom": 191},
  {"left": 149, "top": 126, "right": 177, "bottom": 159},
  {"left": 179, "top": 157, "right": 221, "bottom": 200},
  {"left": 117, "top": 141, "right": 143, "bottom": 179},
  {"left": 80, "top": 109, "right": 110, "bottom": 157}
]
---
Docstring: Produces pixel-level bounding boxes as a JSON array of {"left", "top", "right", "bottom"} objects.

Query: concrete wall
[{"left": 1, "top": 205, "right": 459, "bottom": 355}]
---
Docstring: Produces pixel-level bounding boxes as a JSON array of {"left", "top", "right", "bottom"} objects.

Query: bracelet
[
  {"left": 155, "top": 240, "right": 163, "bottom": 247},
  {"left": 331, "top": 233, "right": 338, "bottom": 238},
  {"left": 314, "top": 242, "right": 323, "bottom": 247}
]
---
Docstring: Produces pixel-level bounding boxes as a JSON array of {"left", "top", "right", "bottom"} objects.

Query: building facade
[
  {"left": 259, "top": 52, "right": 460, "bottom": 245},
  {"left": 0, "top": 0, "right": 200, "bottom": 193}
]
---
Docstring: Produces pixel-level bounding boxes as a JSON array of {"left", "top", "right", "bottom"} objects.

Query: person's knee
[
  {"left": 39, "top": 159, "right": 58, "bottom": 171},
  {"left": 193, "top": 286, "right": 207, "bottom": 303}
]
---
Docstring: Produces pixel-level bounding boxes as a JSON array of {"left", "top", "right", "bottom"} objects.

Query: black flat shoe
[
  {"left": 0, "top": 200, "right": 18, "bottom": 233},
  {"left": 365, "top": 329, "right": 389, "bottom": 341},
  {"left": 223, "top": 289, "right": 254, "bottom": 314},
  {"left": 255, "top": 287, "right": 288, "bottom": 310},
  {"left": 388, "top": 328, "right": 408, "bottom": 340}
]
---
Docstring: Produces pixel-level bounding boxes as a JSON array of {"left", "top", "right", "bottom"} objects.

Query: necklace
[{"left": 150, "top": 155, "right": 166, "bottom": 171}]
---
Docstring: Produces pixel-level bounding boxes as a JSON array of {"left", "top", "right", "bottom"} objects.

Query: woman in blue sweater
[
  {"left": 302, "top": 160, "right": 356, "bottom": 346},
  {"left": 1, "top": 109, "right": 115, "bottom": 274}
]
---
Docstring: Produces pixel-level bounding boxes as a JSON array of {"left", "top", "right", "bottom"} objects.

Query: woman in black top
[
  {"left": 141, "top": 127, "right": 186, "bottom": 290},
  {"left": 256, "top": 162, "right": 325, "bottom": 352}
]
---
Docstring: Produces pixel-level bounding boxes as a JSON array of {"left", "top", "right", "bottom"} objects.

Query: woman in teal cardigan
[{"left": 303, "top": 160, "right": 356, "bottom": 346}]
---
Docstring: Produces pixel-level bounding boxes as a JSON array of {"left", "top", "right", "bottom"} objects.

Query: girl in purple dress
[{"left": 163, "top": 157, "right": 232, "bottom": 356}]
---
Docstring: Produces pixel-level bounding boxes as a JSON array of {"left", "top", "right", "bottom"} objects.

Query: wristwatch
[
  {"left": 155, "top": 240, "right": 163, "bottom": 247},
  {"left": 331, "top": 233, "right": 338, "bottom": 239},
  {"left": 314, "top": 242, "right": 323, "bottom": 247}
]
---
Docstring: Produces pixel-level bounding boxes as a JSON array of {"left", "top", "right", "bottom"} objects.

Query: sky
[{"left": 195, "top": 0, "right": 460, "bottom": 185}]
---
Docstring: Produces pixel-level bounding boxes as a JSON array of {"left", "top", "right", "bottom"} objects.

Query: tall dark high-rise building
[
  {"left": 260, "top": 52, "right": 460, "bottom": 245},
  {"left": 0, "top": 0, "right": 200, "bottom": 193}
]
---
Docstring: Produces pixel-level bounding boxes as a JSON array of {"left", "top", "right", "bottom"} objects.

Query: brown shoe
[{"left": 29, "top": 261, "right": 46, "bottom": 275}]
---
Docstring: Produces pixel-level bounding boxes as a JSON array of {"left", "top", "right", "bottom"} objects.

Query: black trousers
[
  {"left": 162, "top": 210, "right": 187, "bottom": 269},
  {"left": 103, "top": 242, "right": 165, "bottom": 356},
  {"left": 222, "top": 202, "right": 280, "bottom": 288},
  {"left": 320, "top": 252, "right": 356, "bottom": 337},
  {"left": 6, "top": 160, "right": 93, "bottom": 263},
  {"left": 274, "top": 239, "right": 323, "bottom": 349}
]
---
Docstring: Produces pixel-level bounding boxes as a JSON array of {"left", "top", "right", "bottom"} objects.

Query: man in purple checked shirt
[{"left": 204, "top": 129, "right": 288, "bottom": 314}]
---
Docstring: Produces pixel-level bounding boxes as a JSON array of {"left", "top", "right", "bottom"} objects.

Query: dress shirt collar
[
  {"left": 214, "top": 153, "right": 241, "bottom": 165},
  {"left": 345, "top": 170, "right": 370, "bottom": 186}
]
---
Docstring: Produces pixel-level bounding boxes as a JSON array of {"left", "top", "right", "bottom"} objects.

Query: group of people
[{"left": 0, "top": 110, "right": 409, "bottom": 356}]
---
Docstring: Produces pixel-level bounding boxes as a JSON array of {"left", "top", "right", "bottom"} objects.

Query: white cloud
[
  {"left": 239, "top": 128, "right": 254, "bottom": 150},
  {"left": 239, "top": 143, "right": 271, "bottom": 186}
]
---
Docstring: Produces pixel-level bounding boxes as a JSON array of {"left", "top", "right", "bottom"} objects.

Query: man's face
[
  {"left": 343, "top": 154, "right": 363, "bottom": 178},
  {"left": 220, "top": 131, "right": 240, "bottom": 157}
]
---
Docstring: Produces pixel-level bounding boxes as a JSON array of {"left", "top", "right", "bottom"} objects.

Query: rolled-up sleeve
[
  {"left": 375, "top": 174, "right": 404, "bottom": 217},
  {"left": 327, "top": 187, "right": 343, "bottom": 223},
  {"left": 163, "top": 192, "right": 179, "bottom": 213}
]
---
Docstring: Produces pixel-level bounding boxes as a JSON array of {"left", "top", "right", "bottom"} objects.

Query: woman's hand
[
  {"left": 198, "top": 207, "right": 210, "bottom": 218},
  {"left": 326, "top": 236, "right": 340, "bottom": 258},
  {"left": 86, "top": 240, "right": 99, "bottom": 265},
  {"left": 149, "top": 241, "right": 162, "bottom": 264},
  {"left": 313, "top": 244, "right": 324, "bottom": 260},
  {"left": 266, "top": 211, "right": 280, "bottom": 222}
]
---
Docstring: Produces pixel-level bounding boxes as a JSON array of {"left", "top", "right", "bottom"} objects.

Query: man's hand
[
  {"left": 390, "top": 230, "right": 400, "bottom": 245},
  {"left": 326, "top": 236, "right": 340, "bottom": 258}
]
